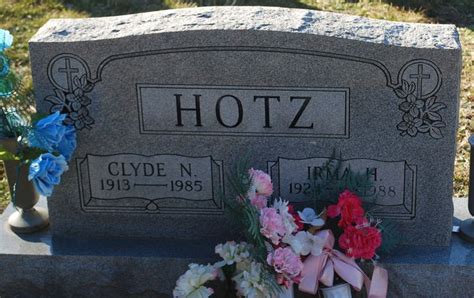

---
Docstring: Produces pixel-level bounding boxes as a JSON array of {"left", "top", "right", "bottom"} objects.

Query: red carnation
[
  {"left": 339, "top": 225, "right": 382, "bottom": 260},
  {"left": 327, "top": 190, "right": 365, "bottom": 228}
]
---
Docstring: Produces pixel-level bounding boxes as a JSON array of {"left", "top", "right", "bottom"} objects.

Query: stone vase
[
  {"left": 320, "top": 283, "right": 352, "bottom": 298},
  {"left": 1, "top": 138, "right": 49, "bottom": 233}
]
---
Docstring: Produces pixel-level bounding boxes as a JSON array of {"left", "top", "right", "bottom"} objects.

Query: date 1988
[{"left": 288, "top": 182, "right": 396, "bottom": 198}]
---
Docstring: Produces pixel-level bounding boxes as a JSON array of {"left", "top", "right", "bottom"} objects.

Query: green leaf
[
  {"left": 0, "top": 109, "right": 13, "bottom": 138},
  {"left": 261, "top": 266, "right": 283, "bottom": 296},
  {"left": 19, "top": 146, "right": 47, "bottom": 162},
  {"left": 378, "top": 220, "right": 401, "bottom": 255},
  {"left": 31, "top": 112, "right": 49, "bottom": 125},
  {"left": 309, "top": 150, "right": 376, "bottom": 211},
  {"left": 0, "top": 76, "right": 35, "bottom": 132},
  {"left": 0, "top": 69, "right": 17, "bottom": 97},
  {"left": 0, "top": 146, "right": 18, "bottom": 160}
]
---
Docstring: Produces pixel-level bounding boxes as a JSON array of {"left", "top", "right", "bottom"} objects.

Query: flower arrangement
[
  {"left": 174, "top": 167, "right": 389, "bottom": 297},
  {"left": 0, "top": 29, "right": 75, "bottom": 198}
]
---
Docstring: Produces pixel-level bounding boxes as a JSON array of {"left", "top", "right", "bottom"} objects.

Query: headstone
[{"left": 29, "top": 6, "right": 461, "bottom": 246}]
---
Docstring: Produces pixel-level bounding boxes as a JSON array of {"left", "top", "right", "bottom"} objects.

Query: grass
[{"left": 0, "top": 0, "right": 472, "bottom": 212}]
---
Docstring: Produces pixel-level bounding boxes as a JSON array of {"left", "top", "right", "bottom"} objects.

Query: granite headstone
[{"left": 29, "top": 6, "right": 462, "bottom": 245}]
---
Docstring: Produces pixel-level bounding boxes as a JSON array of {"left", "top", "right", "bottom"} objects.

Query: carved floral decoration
[
  {"left": 394, "top": 80, "right": 446, "bottom": 139},
  {"left": 45, "top": 74, "right": 95, "bottom": 130}
]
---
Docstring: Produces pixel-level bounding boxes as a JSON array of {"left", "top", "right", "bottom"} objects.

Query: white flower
[
  {"left": 173, "top": 264, "right": 217, "bottom": 298},
  {"left": 233, "top": 262, "right": 273, "bottom": 298},
  {"left": 272, "top": 199, "right": 298, "bottom": 237},
  {"left": 298, "top": 208, "right": 325, "bottom": 227},
  {"left": 215, "top": 241, "right": 251, "bottom": 266},
  {"left": 284, "top": 231, "right": 325, "bottom": 256},
  {"left": 236, "top": 258, "right": 253, "bottom": 272}
]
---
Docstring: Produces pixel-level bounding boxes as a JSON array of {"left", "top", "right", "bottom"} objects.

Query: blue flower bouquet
[{"left": 0, "top": 29, "right": 76, "bottom": 200}]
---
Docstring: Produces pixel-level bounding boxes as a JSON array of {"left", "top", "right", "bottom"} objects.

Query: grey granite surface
[
  {"left": 1, "top": 197, "right": 473, "bottom": 297},
  {"left": 29, "top": 7, "right": 462, "bottom": 246},
  {"left": 0, "top": 198, "right": 216, "bottom": 297},
  {"left": 30, "top": 6, "right": 460, "bottom": 49}
]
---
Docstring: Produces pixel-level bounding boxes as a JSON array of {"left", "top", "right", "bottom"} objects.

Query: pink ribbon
[{"left": 298, "top": 230, "right": 388, "bottom": 298}]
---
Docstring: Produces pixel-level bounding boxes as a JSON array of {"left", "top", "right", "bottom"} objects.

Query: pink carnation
[
  {"left": 260, "top": 208, "right": 286, "bottom": 245},
  {"left": 248, "top": 168, "right": 273, "bottom": 197},
  {"left": 267, "top": 247, "right": 304, "bottom": 285},
  {"left": 250, "top": 194, "right": 268, "bottom": 210}
]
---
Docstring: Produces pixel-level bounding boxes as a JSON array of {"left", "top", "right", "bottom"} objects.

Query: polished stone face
[{"left": 29, "top": 6, "right": 461, "bottom": 245}]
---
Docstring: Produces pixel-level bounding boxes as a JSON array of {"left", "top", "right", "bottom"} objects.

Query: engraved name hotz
[
  {"left": 174, "top": 94, "right": 314, "bottom": 129},
  {"left": 138, "top": 86, "right": 349, "bottom": 138},
  {"left": 45, "top": 51, "right": 444, "bottom": 139}
]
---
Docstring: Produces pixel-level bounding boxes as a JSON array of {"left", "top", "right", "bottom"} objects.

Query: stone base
[
  {"left": 0, "top": 197, "right": 216, "bottom": 297},
  {"left": 381, "top": 235, "right": 474, "bottom": 296},
  {"left": 1, "top": 197, "right": 473, "bottom": 297}
]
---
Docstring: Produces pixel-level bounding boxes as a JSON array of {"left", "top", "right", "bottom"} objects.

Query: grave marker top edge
[{"left": 29, "top": 6, "right": 460, "bottom": 50}]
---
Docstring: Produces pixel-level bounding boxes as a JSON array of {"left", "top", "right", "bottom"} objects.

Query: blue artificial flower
[
  {"left": 29, "top": 111, "right": 67, "bottom": 152},
  {"left": 56, "top": 125, "right": 76, "bottom": 161},
  {"left": 0, "top": 29, "right": 13, "bottom": 52},
  {"left": 28, "top": 153, "right": 68, "bottom": 197}
]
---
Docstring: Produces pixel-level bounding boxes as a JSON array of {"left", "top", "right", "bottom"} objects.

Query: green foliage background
[{"left": 0, "top": 0, "right": 472, "bottom": 212}]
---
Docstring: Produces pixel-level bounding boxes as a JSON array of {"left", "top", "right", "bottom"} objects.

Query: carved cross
[
  {"left": 409, "top": 64, "right": 430, "bottom": 98},
  {"left": 58, "top": 58, "right": 79, "bottom": 92}
]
